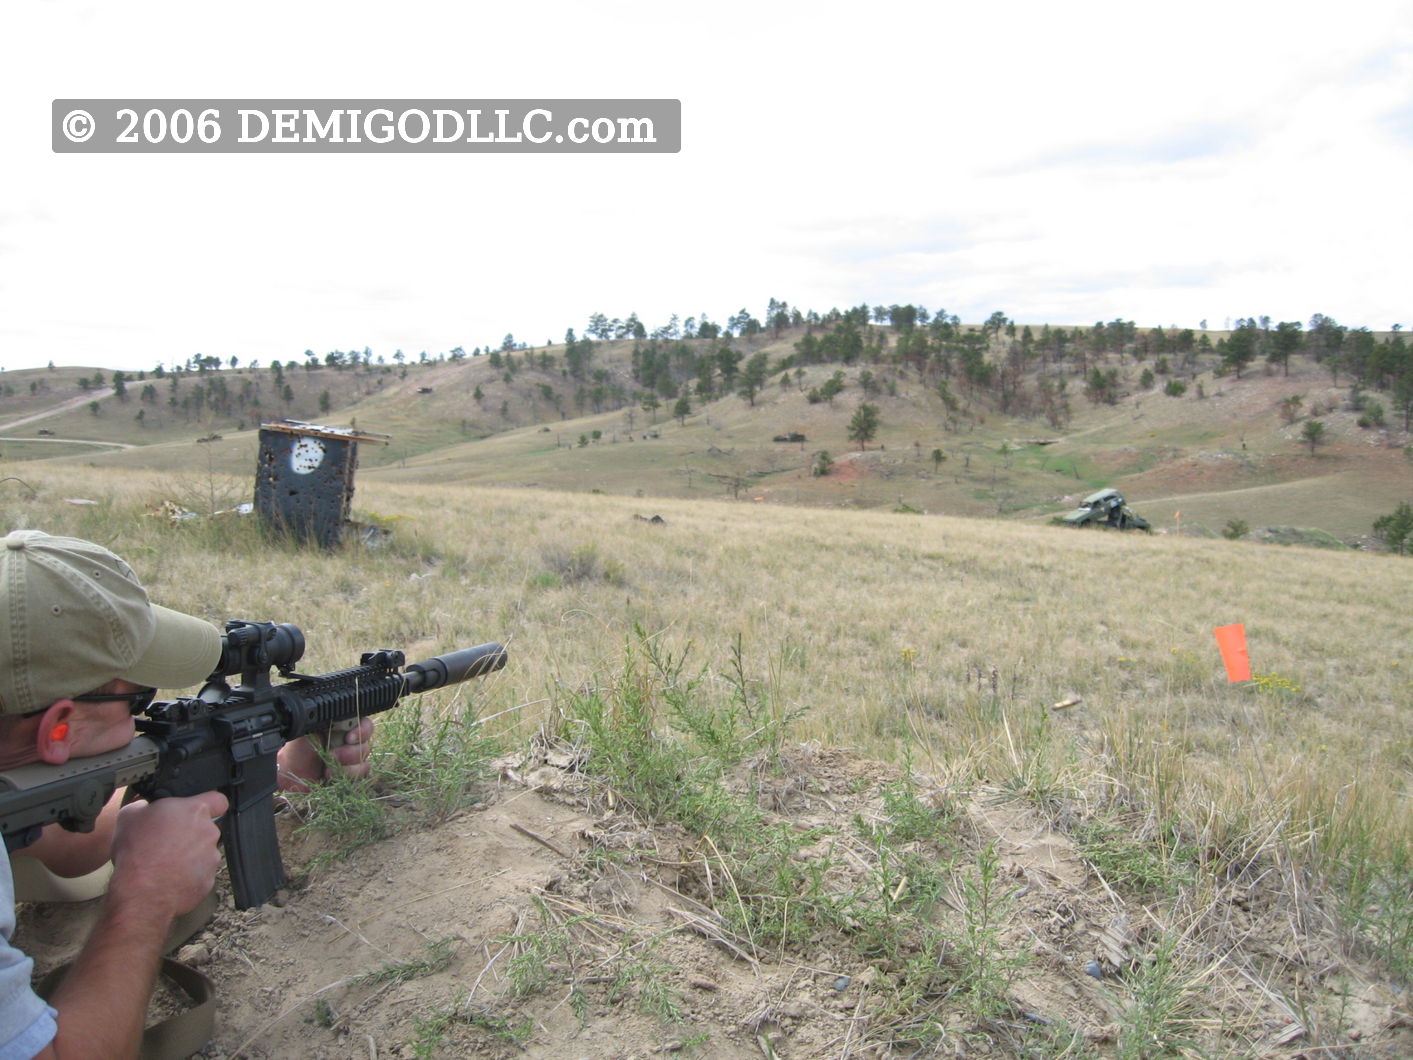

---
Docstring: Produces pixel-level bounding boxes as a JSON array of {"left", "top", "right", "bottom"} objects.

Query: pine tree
[
  {"left": 1372, "top": 502, "right": 1413, "bottom": 555},
  {"left": 848, "top": 403, "right": 881, "bottom": 449}
]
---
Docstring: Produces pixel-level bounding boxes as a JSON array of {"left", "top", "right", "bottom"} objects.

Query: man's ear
[{"left": 35, "top": 702, "right": 77, "bottom": 764}]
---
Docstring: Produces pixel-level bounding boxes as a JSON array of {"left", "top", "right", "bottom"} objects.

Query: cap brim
[{"left": 121, "top": 605, "right": 222, "bottom": 691}]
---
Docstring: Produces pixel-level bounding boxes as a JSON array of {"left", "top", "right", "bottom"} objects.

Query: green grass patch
[
  {"left": 1072, "top": 817, "right": 1197, "bottom": 897},
  {"left": 1256, "top": 526, "right": 1350, "bottom": 549}
]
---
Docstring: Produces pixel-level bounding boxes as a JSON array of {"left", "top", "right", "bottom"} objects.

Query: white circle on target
[{"left": 290, "top": 437, "right": 325, "bottom": 474}]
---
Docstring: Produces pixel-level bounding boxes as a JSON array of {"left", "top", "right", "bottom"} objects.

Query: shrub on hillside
[
  {"left": 1357, "top": 400, "right": 1386, "bottom": 429},
  {"left": 1222, "top": 518, "right": 1250, "bottom": 540},
  {"left": 1372, "top": 502, "right": 1413, "bottom": 555}
]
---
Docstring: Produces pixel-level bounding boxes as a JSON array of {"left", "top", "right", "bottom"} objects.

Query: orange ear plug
[{"left": 49, "top": 722, "right": 70, "bottom": 742}]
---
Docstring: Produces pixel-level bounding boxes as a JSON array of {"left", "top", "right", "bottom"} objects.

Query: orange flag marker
[{"left": 1214, "top": 623, "right": 1251, "bottom": 682}]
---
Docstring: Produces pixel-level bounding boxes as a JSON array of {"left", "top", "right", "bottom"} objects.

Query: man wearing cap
[{"left": 0, "top": 530, "right": 374, "bottom": 1059}]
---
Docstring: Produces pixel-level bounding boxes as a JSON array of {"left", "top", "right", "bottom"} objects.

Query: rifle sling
[
  {"left": 34, "top": 954, "right": 216, "bottom": 1060},
  {"left": 20, "top": 870, "right": 219, "bottom": 1060}
]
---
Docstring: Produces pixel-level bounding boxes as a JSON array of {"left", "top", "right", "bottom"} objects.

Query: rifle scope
[{"left": 212, "top": 620, "right": 305, "bottom": 677}]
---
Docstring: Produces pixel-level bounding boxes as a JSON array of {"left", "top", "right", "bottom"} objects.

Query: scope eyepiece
[{"left": 213, "top": 620, "right": 305, "bottom": 677}]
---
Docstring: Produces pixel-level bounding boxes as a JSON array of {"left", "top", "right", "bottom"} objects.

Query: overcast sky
[{"left": 2, "top": 0, "right": 1410, "bottom": 373}]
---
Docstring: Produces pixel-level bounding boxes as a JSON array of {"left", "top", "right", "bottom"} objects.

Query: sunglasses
[{"left": 70, "top": 687, "right": 159, "bottom": 715}]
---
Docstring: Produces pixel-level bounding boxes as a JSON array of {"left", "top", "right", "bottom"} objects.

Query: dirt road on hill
[{"left": 0, "top": 388, "right": 114, "bottom": 432}]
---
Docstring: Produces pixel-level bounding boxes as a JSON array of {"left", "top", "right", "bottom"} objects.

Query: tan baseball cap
[{"left": 0, "top": 530, "right": 222, "bottom": 715}]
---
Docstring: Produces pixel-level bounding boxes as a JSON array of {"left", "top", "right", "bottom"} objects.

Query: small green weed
[
  {"left": 998, "top": 708, "right": 1074, "bottom": 821},
  {"left": 288, "top": 698, "right": 498, "bottom": 869},
  {"left": 1115, "top": 932, "right": 1209, "bottom": 1060},
  {"left": 288, "top": 765, "right": 390, "bottom": 867},
  {"left": 311, "top": 998, "right": 335, "bottom": 1028},
  {"left": 1073, "top": 817, "right": 1196, "bottom": 896},
  {"left": 1336, "top": 835, "right": 1413, "bottom": 982},
  {"left": 374, "top": 704, "right": 500, "bottom": 822},
  {"left": 874, "top": 757, "right": 961, "bottom": 848},
  {"left": 350, "top": 936, "right": 457, "bottom": 986},
  {"left": 411, "top": 997, "right": 533, "bottom": 1057},
  {"left": 498, "top": 899, "right": 583, "bottom": 998},
  {"left": 862, "top": 926, "right": 950, "bottom": 1049},
  {"left": 949, "top": 843, "right": 1028, "bottom": 1024},
  {"left": 635, "top": 629, "right": 806, "bottom": 769},
  {"left": 607, "top": 942, "right": 683, "bottom": 1021}
]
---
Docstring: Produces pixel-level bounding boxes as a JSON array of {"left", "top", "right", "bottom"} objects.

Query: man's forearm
[
  {"left": 44, "top": 887, "right": 172, "bottom": 1060},
  {"left": 39, "top": 792, "right": 226, "bottom": 1060},
  {"left": 13, "top": 796, "right": 122, "bottom": 878}
]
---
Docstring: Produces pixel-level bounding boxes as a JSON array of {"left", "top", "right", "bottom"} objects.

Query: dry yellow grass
[{"left": 5, "top": 462, "right": 1410, "bottom": 903}]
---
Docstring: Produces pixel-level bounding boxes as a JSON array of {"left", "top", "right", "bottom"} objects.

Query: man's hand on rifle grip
[{"left": 275, "top": 716, "right": 376, "bottom": 793}]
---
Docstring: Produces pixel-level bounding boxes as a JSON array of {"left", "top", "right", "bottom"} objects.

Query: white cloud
[{"left": 1, "top": 0, "right": 1410, "bottom": 372}]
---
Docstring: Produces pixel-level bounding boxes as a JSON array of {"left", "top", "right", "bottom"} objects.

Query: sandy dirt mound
[{"left": 16, "top": 745, "right": 1412, "bottom": 1058}]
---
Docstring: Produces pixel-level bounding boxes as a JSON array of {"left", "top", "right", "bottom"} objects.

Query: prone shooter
[
  {"left": 2, "top": 618, "right": 507, "bottom": 909},
  {"left": 0, "top": 530, "right": 505, "bottom": 1059}
]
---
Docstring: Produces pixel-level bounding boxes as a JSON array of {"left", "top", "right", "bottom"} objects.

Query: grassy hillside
[
  {"left": 8, "top": 460, "right": 1411, "bottom": 844},
  {"left": 4, "top": 461, "right": 1412, "bottom": 1055},
  {"left": 4, "top": 320, "right": 1409, "bottom": 1052},
  {"left": 1, "top": 324, "right": 1409, "bottom": 544}
]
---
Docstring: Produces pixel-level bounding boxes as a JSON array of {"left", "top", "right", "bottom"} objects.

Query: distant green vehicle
[{"left": 1061, "top": 488, "right": 1151, "bottom": 531}]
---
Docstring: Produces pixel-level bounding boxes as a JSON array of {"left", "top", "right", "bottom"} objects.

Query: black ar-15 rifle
[{"left": 0, "top": 619, "right": 507, "bottom": 908}]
